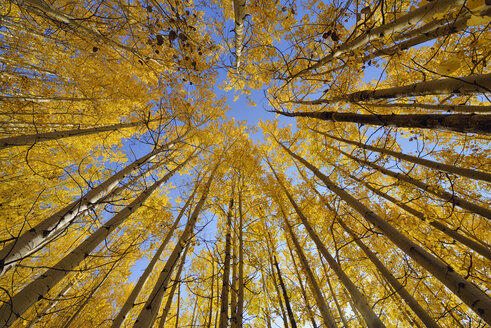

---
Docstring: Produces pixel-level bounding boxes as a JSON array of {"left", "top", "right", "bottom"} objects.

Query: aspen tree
[
  {"left": 275, "top": 138, "right": 491, "bottom": 324},
  {"left": 272, "top": 110, "right": 491, "bottom": 135},
  {"left": 314, "top": 129, "right": 491, "bottom": 183},
  {"left": 272, "top": 254, "right": 298, "bottom": 328},
  {"left": 111, "top": 181, "right": 198, "bottom": 328},
  {"left": 133, "top": 160, "right": 221, "bottom": 327},
  {"left": 278, "top": 207, "right": 338, "bottom": 328},
  {"left": 337, "top": 148, "right": 491, "bottom": 220},
  {"left": 271, "top": 165, "right": 386, "bottom": 328},
  {"left": 157, "top": 243, "right": 190, "bottom": 328},
  {"left": 0, "top": 136, "right": 187, "bottom": 276},
  {"left": 0, "top": 153, "right": 192, "bottom": 327},
  {"left": 219, "top": 193, "right": 234, "bottom": 328}
]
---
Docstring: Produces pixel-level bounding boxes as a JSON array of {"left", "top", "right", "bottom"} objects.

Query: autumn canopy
[{"left": 0, "top": 0, "right": 490, "bottom": 327}]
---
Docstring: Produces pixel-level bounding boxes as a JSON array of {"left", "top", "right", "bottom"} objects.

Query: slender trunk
[
  {"left": 276, "top": 139, "right": 491, "bottom": 324},
  {"left": 111, "top": 184, "right": 197, "bottom": 328},
  {"left": 272, "top": 166, "right": 386, "bottom": 328},
  {"left": 279, "top": 208, "right": 338, "bottom": 328},
  {"left": 0, "top": 156, "right": 190, "bottom": 327},
  {"left": 261, "top": 269, "right": 274, "bottom": 328},
  {"left": 133, "top": 161, "right": 220, "bottom": 327},
  {"left": 273, "top": 110, "right": 491, "bottom": 135},
  {"left": 289, "top": 73, "right": 491, "bottom": 105},
  {"left": 0, "top": 136, "right": 186, "bottom": 276},
  {"left": 26, "top": 281, "right": 73, "bottom": 328},
  {"left": 292, "top": 0, "right": 462, "bottom": 77},
  {"left": 219, "top": 193, "right": 235, "bottom": 328},
  {"left": 207, "top": 253, "right": 215, "bottom": 328},
  {"left": 61, "top": 258, "right": 119, "bottom": 328},
  {"left": 265, "top": 238, "right": 289, "bottom": 328},
  {"left": 236, "top": 185, "right": 244, "bottom": 328},
  {"left": 0, "top": 119, "right": 153, "bottom": 149},
  {"left": 232, "top": 0, "right": 246, "bottom": 71},
  {"left": 338, "top": 149, "right": 491, "bottom": 220},
  {"left": 337, "top": 217, "right": 439, "bottom": 328},
  {"left": 288, "top": 245, "right": 319, "bottom": 328},
  {"left": 315, "top": 129, "right": 491, "bottom": 183},
  {"left": 158, "top": 243, "right": 190, "bottom": 328},
  {"left": 273, "top": 255, "right": 298, "bottom": 328},
  {"left": 323, "top": 268, "right": 348, "bottom": 328},
  {"left": 230, "top": 224, "right": 238, "bottom": 328},
  {"left": 345, "top": 171, "right": 491, "bottom": 261},
  {"left": 360, "top": 102, "right": 491, "bottom": 113}
]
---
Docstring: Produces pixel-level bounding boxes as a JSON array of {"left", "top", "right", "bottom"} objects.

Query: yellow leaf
[
  {"left": 436, "top": 58, "right": 460, "bottom": 75},
  {"left": 466, "top": 14, "right": 491, "bottom": 27}
]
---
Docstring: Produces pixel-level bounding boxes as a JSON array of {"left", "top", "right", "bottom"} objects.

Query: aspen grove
[{"left": 0, "top": 0, "right": 490, "bottom": 327}]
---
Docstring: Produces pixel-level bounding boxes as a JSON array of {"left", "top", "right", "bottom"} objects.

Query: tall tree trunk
[
  {"left": 0, "top": 119, "right": 154, "bottom": 149},
  {"left": 337, "top": 217, "right": 439, "bottom": 328},
  {"left": 232, "top": 0, "right": 247, "bottom": 72},
  {"left": 343, "top": 171, "right": 491, "bottom": 261},
  {"left": 322, "top": 266, "right": 349, "bottom": 328},
  {"left": 25, "top": 281, "right": 73, "bottom": 328},
  {"left": 236, "top": 183, "right": 245, "bottom": 328},
  {"left": 158, "top": 243, "right": 190, "bottom": 328},
  {"left": 219, "top": 192, "right": 235, "bottom": 328},
  {"left": 273, "top": 255, "right": 298, "bottom": 328},
  {"left": 288, "top": 245, "right": 319, "bottom": 328},
  {"left": 207, "top": 252, "right": 216, "bottom": 328},
  {"left": 61, "top": 257, "right": 120, "bottom": 328},
  {"left": 360, "top": 102, "right": 491, "bottom": 113},
  {"left": 291, "top": 0, "right": 462, "bottom": 78},
  {"left": 289, "top": 72, "right": 490, "bottom": 103},
  {"left": 0, "top": 136, "right": 186, "bottom": 276},
  {"left": 265, "top": 236, "right": 289, "bottom": 328},
  {"left": 111, "top": 182, "right": 197, "bottom": 328},
  {"left": 315, "top": 129, "right": 491, "bottom": 183},
  {"left": 0, "top": 155, "right": 190, "bottom": 327},
  {"left": 133, "top": 161, "right": 221, "bottom": 327},
  {"left": 276, "top": 139, "right": 491, "bottom": 324},
  {"left": 279, "top": 207, "right": 338, "bottom": 328},
  {"left": 338, "top": 148, "right": 491, "bottom": 220},
  {"left": 272, "top": 109, "right": 491, "bottom": 135},
  {"left": 271, "top": 166, "right": 386, "bottom": 328}
]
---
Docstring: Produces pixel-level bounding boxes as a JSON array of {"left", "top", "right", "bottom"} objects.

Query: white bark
[
  {"left": 339, "top": 149, "right": 491, "bottom": 220},
  {"left": 273, "top": 169, "right": 386, "bottom": 328},
  {"left": 316, "top": 129, "right": 491, "bottom": 183},
  {"left": 232, "top": 0, "right": 247, "bottom": 72},
  {"left": 292, "top": 0, "right": 463, "bottom": 77},
  {"left": 133, "top": 161, "right": 220, "bottom": 327},
  {"left": 0, "top": 155, "right": 191, "bottom": 327},
  {"left": 276, "top": 139, "right": 491, "bottom": 324},
  {"left": 110, "top": 184, "right": 196, "bottom": 328},
  {"left": 0, "top": 137, "right": 183, "bottom": 277}
]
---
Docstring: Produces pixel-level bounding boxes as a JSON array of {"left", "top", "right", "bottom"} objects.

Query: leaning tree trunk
[
  {"left": 359, "top": 102, "right": 491, "bottom": 113},
  {"left": 341, "top": 171, "right": 491, "bottom": 261},
  {"left": 0, "top": 136, "right": 186, "bottom": 277},
  {"left": 279, "top": 207, "right": 338, "bottom": 328},
  {"left": 273, "top": 255, "right": 298, "bottom": 328},
  {"left": 288, "top": 73, "right": 491, "bottom": 105},
  {"left": 0, "top": 119, "right": 154, "bottom": 149},
  {"left": 338, "top": 149, "right": 491, "bottom": 220},
  {"left": 236, "top": 183, "right": 245, "bottom": 328},
  {"left": 273, "top": 110, "right": 491, "bottom": 135},
  {"left": 133, "top": 161, "right": 220, "bottom": 327},
  {"left": 337, "top": 218, "right": 439, "bottom": 328},
  {"left": 272, "top": 167, "right": 386, "bottom": 328},
  {"left": 315, "top": 129, "right": 491, "bottom": 183},
  {"left": 291, "top": 0, "right": 463, "bottom": 78},
  {"left": 288, "top": 245, "right": 320, "bottom": 328},
  {"left": 0, "top": 153, "right": 191, "bottom": 327},
  {"left": 275, "top": 139, "right": 491, "bottom": 324},
  {"left": 157, "top": 243, "right": 190, "bottom": 328},
  {"left": 111, "top": 182, "right": 197, "bottom": 328}
]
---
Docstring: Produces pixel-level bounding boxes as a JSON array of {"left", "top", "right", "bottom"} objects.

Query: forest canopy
[{"left": 0, "top": 0, "right": 490, "bottom": 327}]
